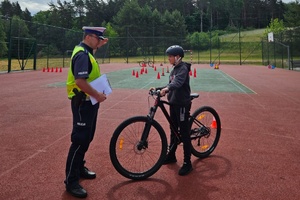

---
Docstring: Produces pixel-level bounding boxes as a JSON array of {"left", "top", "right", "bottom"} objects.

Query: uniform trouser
[
  {"left": 65, "top": 99, "right": 99, "bottom": 187},
  {"left": 168, "top": 103, "right": 191, "bottom": 164}
]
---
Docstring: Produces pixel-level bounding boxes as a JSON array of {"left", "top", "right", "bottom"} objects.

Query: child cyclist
[{"left": 150, "top": 45, "right": 192, "bottom": 176}]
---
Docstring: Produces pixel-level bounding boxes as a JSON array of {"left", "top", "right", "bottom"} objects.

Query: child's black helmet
[{"left": 166, "top": 45, "right": 184, "bottom": 58}]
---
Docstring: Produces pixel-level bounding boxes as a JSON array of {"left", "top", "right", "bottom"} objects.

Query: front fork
[{"left": 137, "top": 106, "right": 156, "bottom": 151}]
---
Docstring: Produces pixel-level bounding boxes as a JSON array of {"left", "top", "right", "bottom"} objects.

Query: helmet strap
[{"left": 174, "top": 56, "right": 182, "bottom": 66}]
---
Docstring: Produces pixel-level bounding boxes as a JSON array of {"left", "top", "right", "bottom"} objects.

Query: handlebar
[{"left": 149, "top": 89, "right": 161, "bottom": 97}]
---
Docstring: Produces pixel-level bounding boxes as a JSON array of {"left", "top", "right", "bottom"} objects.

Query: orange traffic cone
[
  {"left": 42, "top": 67, "right": 45, "bottom": 72},
  {"left": 211, "top": 117, "right": 217, "bottom": 129},
  {"left": 132, "top": 69, "right": 135, "bottom": 76},
  {"left": 214, "top": 62, "right": 220, "bottom": 69},
  {"left": 140, "top": 67, "right": 144, "bottom": 75},
  {"left": 47, "top": 67, "right": 50, "bottom": 72},
  {"left": 161, "top": 68, "right": 165, "bottom": 76},
  {"left": 55, "top": 67, "right": 58, "bottom": 72},
  {"left": 160, "top": 63, "right": 163, "bottom": 66},
  {"left": 135, "top": 71, "right": 139, "bottom": 78},
  {"left": 157, "top": 72, "right": 160, "bottom": 79},
  {"left": 194, "top": 68, "right": 197, "bottom": 78},
  {"left": 154, "top": 66, "right": 157, "bottom": 71},
  {"left": 145, "top": 67, "right": 148, "bottom": 74},
  {"left": 51, "top": 67, "right": 54, "bottom": 72},
  {"left": 189, "top": 70, "right": 192, "bottom": 76},
  {"left": 59, "top": 67, "right": 62, "bottom": 72}
]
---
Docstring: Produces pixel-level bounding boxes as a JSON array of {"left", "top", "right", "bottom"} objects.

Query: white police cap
[{"left": 82, "top": 26, "right": 106, "bottom": 40}]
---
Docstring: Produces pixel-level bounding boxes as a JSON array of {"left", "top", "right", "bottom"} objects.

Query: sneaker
[
  {"left": 178, "top": 162, "right": 193, "bottom": 176},
  {"left": 162, "top": 154, "right": 177, "bottom": 165}
]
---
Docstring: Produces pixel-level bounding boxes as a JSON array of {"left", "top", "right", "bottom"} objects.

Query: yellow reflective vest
[{"left": 66, "top": 46, "right": 101, "bottom": 98}]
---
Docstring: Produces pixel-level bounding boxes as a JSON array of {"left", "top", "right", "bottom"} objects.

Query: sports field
[{"left": 0, "top": 63, "right": 299, "bottom": 199}]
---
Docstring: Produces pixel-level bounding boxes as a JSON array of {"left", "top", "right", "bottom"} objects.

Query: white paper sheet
[{"left": 89, "top": 74, "right": 112, "bottom": 105}]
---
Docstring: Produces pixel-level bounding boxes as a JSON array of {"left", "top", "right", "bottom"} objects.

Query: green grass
[{"left": 219, "top": 28, "right": 266, "bottom": 42}]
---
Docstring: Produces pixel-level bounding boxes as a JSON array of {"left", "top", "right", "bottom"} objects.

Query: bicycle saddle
[{"left": 190, "top": 93, "right": 199, "bottom": 100}]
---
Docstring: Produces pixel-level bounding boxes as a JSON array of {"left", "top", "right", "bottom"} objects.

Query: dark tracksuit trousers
[
  {"left": 168, "top": 103, "right": 191, "bottom": 164},
  {"left": 65, "top": 99, "right": 99, "bottom": 188}
]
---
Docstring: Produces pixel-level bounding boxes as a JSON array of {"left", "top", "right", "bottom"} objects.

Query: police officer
[{"left": 65, "top": 26, "right": 108, "bottom": 198}]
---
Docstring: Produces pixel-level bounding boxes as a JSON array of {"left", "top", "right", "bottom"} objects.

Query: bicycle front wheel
[
  {"left": 138, "top": 61, "right": 145, "bottom": 67},
  {"left": 190, "top": 106, "right": 221, "bottom": 158},
  {"left": 109, "top": 116, "right": 167, "bottom": 180}
]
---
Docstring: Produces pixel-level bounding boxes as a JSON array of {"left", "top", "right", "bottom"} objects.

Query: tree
[
  {"left": 162, "top": 10, "right": 187, "bottom": 38},
  {"left": 85, "top": 0, "right": 106, "bottom": 26},
  {"left": 10, "top": 15, "right": 30, "bottom": 38},
  {"left": 265, "top": 18, "right": 285, "bottom": 36},
  {"left": 283, "top": 1, "right": 300, "bottom": 27},
  {"left": 112, "top": 0, "right": 143, "bottom": 36},
  {"left": 49, "top": 0, "right": 75, "bottom": 28},
  {"left": 0, "top": 0, "right": 13, "bottom": 17},
  {"left": 72, "top": 0, "right": 85, "bottom": 29},
  {"left": 0, "top": 18, "right": 8, "bottom": 57},
  {"left": 22, "top": 8, "right": 32, "bottom": 22}
]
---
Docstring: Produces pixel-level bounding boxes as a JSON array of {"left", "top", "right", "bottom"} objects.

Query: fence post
[
  {"left": 209, "top": 31, "right": 212, "bottom": 65},
  {"left": 33, "top": 40, "right": 37, "bottom": 70},
  {"left": 239, "top": 26, "right": 242, "bottom": 65},
  {"left": 7, "top": 17, "right": 12, "bottom": 73}
]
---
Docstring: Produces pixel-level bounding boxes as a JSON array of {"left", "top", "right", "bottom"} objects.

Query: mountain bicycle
[
  {"left": 138, "top": 57, "right": 154, "bottom": 67},
  {"left": 109, "top": 90, "right": 221, "bottom": 180}
]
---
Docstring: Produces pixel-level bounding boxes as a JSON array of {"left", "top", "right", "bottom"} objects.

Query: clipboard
[{"left": 89, "top": 74, "right": 112, "bottom": 105}]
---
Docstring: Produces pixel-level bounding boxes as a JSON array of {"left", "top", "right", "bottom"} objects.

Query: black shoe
[
  {"left": 178, "top": 162, "right": 193, "bottom": 176},
  {"left": 66, "top": 184, "right": 87, "bottom": 198},
  {"left": 80, "top": 167, "right": 96, "bottom": 179},
  {"left": 163, "top": 154, "right": 177, "bottom": 165}
]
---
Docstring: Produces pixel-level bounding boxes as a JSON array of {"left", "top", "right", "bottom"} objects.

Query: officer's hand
[
  {"left": 96, "top": 92, "right": 107, "bottom": 103},
  {"left": 99, "top": 38, "right": 109, "bottom": 47}
]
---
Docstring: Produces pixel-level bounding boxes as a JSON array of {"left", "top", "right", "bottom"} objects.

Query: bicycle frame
[
  {"left": 138, "top": 90, "right": 209, "bottom": 151},
  {"left": 151, "top": 95, "right": 180, "bottom": 138},
  {"left": 137, "top": 92, "right": 178, "bottom": 150}
]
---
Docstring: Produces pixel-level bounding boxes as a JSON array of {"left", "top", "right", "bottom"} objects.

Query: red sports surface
[{"left": 0, "top": 63, "right": 299, "bottom": 199}]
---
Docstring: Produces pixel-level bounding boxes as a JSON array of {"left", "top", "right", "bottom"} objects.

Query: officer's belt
[{"left": 68, "top": 96, "right": 90, "bottom": 101}]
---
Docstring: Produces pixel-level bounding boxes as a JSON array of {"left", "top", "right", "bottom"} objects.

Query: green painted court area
[
  {"left": 106, "top": 67, "right": 254, "bottom": 94},
  {"left": 48, "top": 67, "right": 254, "bottom": 94}
]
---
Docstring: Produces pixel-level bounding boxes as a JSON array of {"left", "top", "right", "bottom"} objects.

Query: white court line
[
  {"left": 0, "top": 134, "right": 69, "bottom": 178},
  {"left": 216, "top": 70, "right": 268, "bottom": 109},
  {"left": 226, "top": 127, "right": 298, "bottom": 140},
  {"left": 101, "top": 76, "right": 158, "bottom": 114},
  {"left": 217, "top": 70, "right": 256, "bottom": 94}
]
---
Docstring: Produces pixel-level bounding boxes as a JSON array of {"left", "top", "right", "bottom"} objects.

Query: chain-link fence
[{"left": 1, "top": 16, "right": 299, "bottom": 73}]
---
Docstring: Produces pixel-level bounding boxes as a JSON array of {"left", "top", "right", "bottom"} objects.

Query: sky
[{"left": 7, "top": 0, "right": 297, "bottom": 15}]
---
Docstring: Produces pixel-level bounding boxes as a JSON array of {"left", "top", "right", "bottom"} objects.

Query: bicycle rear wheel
[
  {"left": 190, "top": 106, "right": 221, "bottom": 158},
  {"left": 109, "top": 116, "right": 167, "bottom": 180},
  {"left": 148, "top": 61, "right": 154, "bottom": 67}
]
